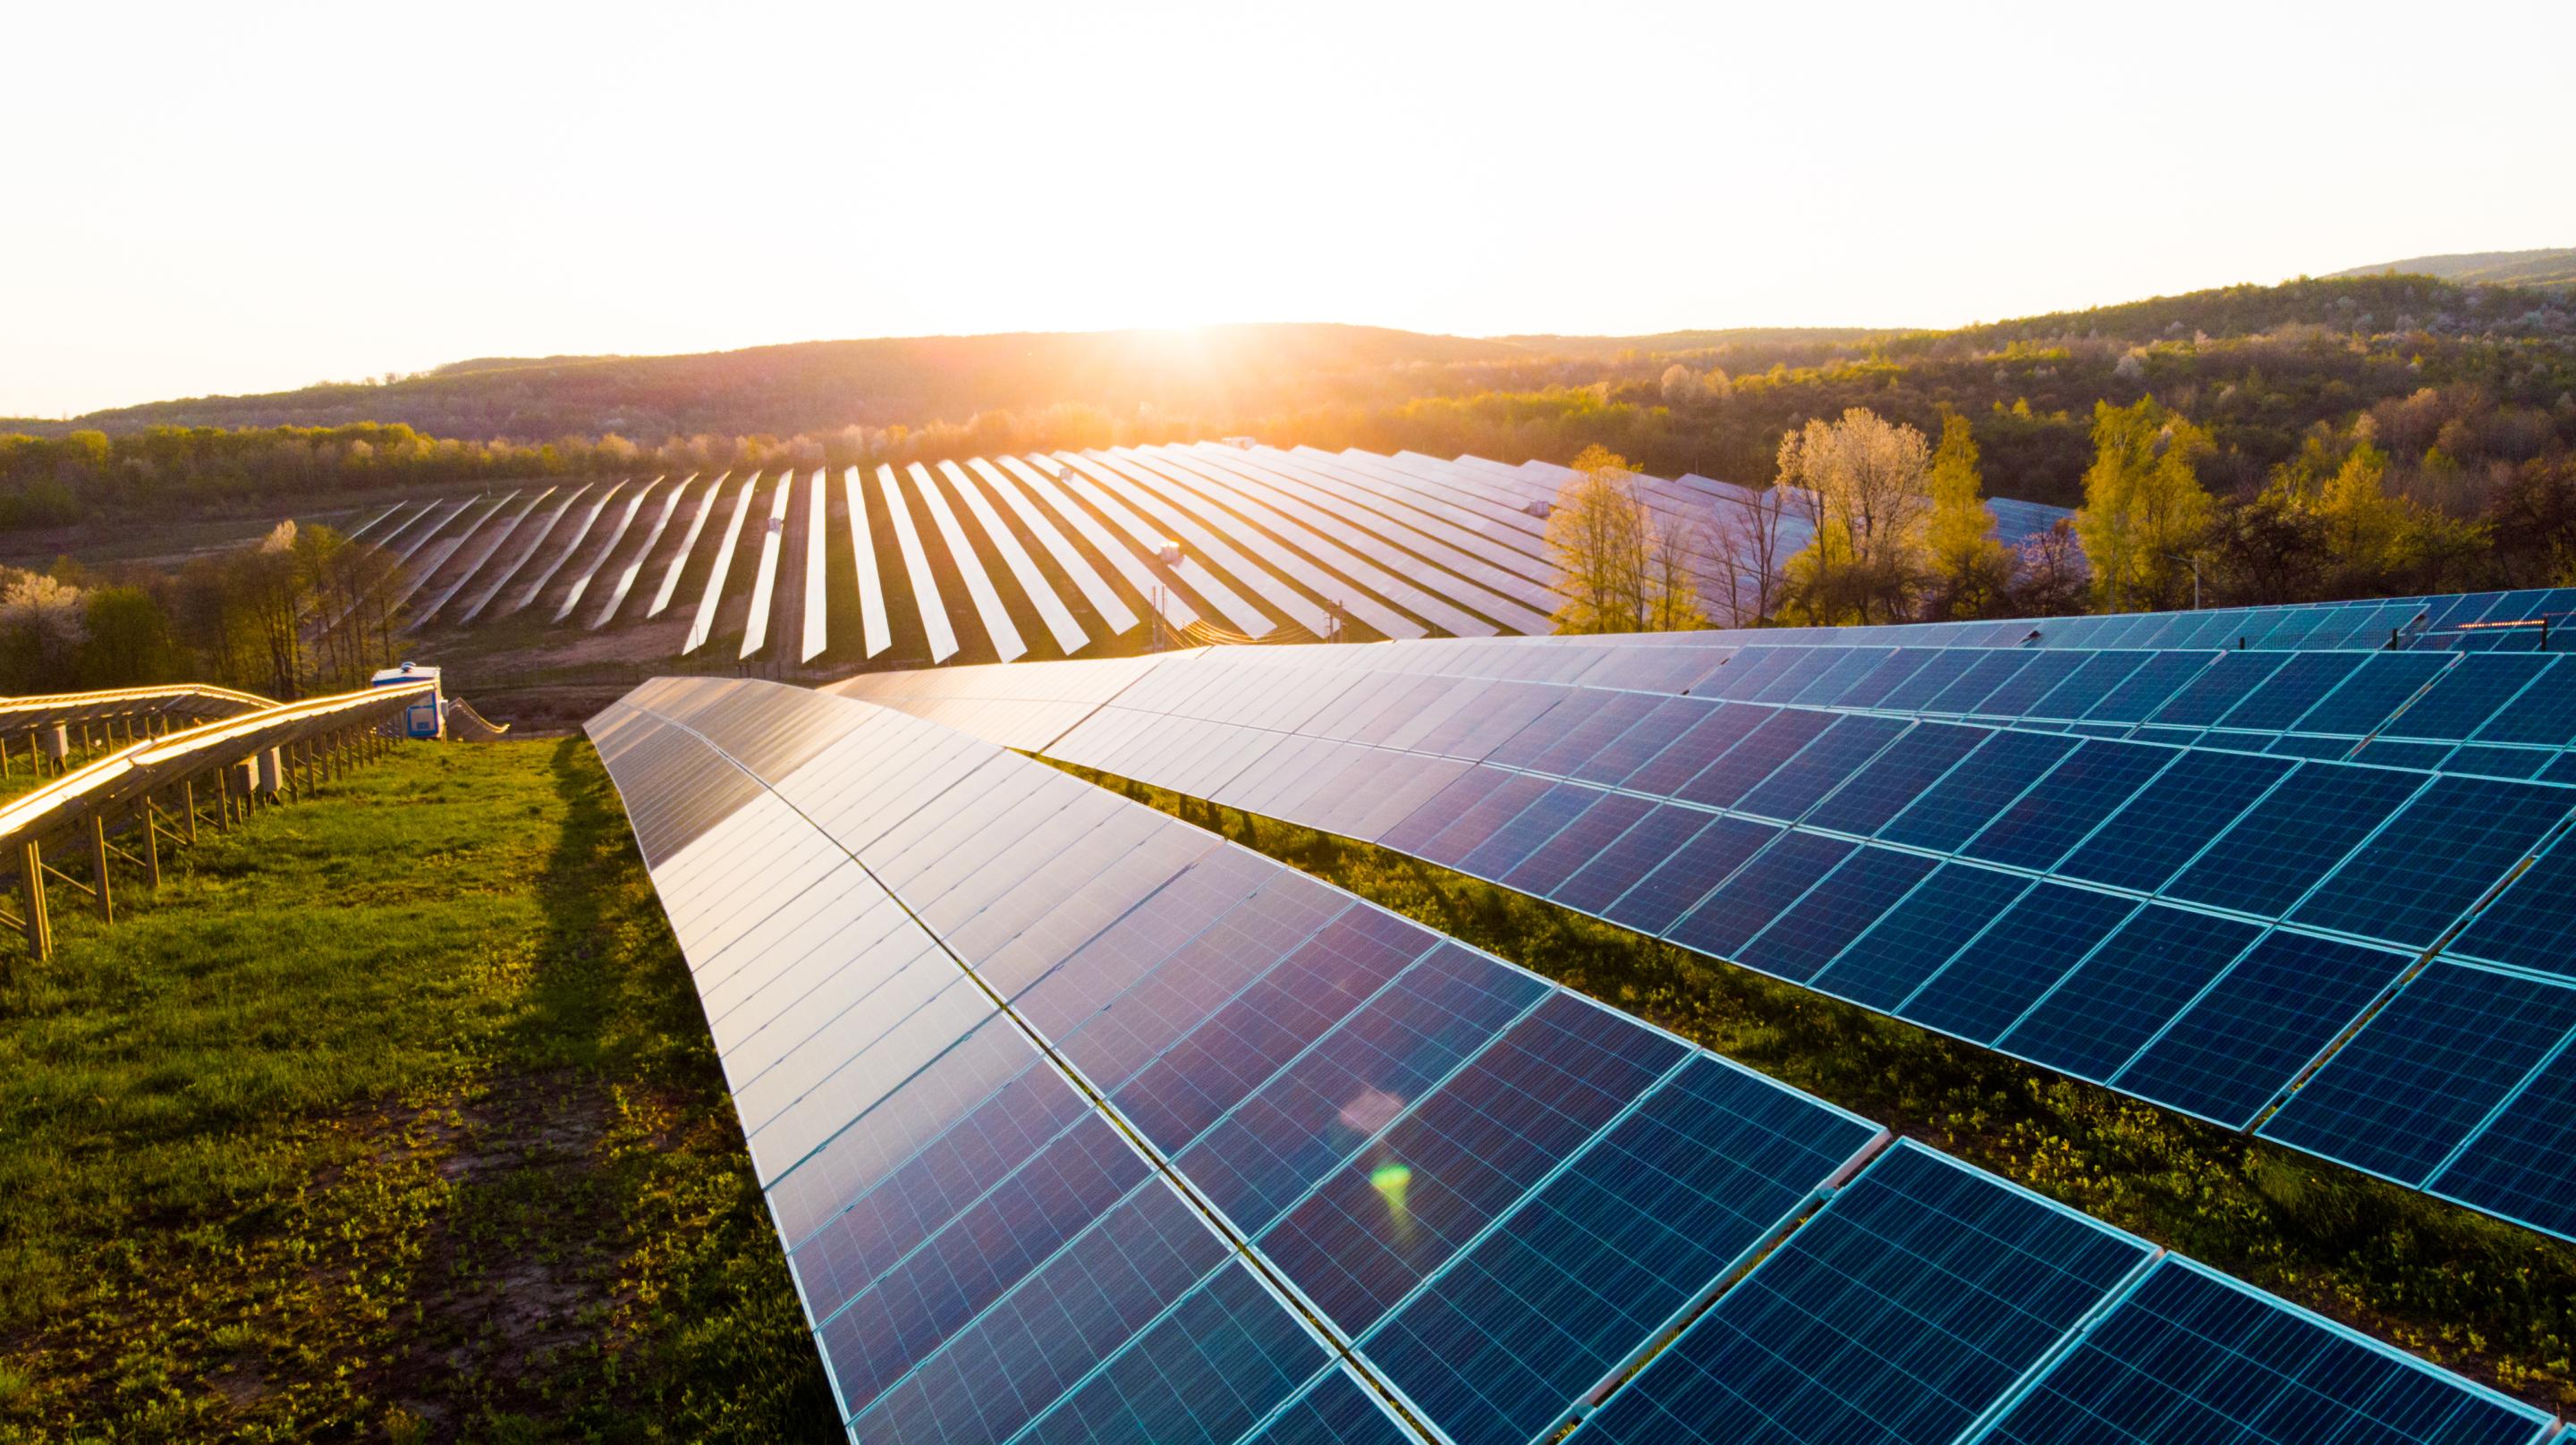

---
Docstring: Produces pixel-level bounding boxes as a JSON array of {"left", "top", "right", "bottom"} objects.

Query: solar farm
[
  {"left": 556, "top": 582, "right": 2576, "bottom": 1444},
  {"left": 17, "top": 492, "right": 2576, "bottom": 1439},
  {"left": 355, "top": 445, "right": 2072, "bottom": 663}
]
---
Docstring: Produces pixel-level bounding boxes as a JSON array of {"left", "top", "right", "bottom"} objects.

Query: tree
[
  {"left": 79, "top": 587, "right": 178, "bottom": 688},
  {"left": 2073, "top": 397, "right": 2216, "bottom": 610},
  {"left": 0, "top": 570, "right": 89, "bottom": 689},
  {"left": 1773, "top": 408, "right": 1933, "bottom": 622},
  {"left": 1658, "top": 365, "right": 1700, "bottom": 404},
  {"left": 2012, "top": 520, "right": 2089, "bottom": 615},
  {"left": 1921, "top": 410, "right": 2014, "bottom": 619},
  {"left": 1711, "top": 481, "right": 1795, "bottom": 625},
  {"left": 1544, "top": 445, "right": 1703, "bottom": 633}
]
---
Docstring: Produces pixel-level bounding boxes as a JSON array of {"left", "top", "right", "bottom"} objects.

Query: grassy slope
[
  {"left": 1066, "top": 768, "right": 2576, "bottom": 1414},
  {"left": 2326, "top": 249, "right": 2576, "bottom": 288},
  {"left": 0, "top": 739, "right": 830, "bottom": 1443}
]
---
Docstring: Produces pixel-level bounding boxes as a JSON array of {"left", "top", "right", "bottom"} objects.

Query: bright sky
[{"left": 9, "top": 0, "right": 2572, "bottom": 419}]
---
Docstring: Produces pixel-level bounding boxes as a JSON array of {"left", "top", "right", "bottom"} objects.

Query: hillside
[
  {"left": 18, "top": 325, "right": 1536, "bottom": 442},
  {"left": 2327, "top": 247, "right": 2576, "bottom": 288}
]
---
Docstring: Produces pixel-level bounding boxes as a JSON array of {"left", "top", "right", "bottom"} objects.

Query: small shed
[{"left": 369, "top": 663, "right": 445, "bottom": 739}]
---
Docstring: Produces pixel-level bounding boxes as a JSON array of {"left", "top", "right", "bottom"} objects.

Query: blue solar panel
[
  {"left": 1602, "top": 816, "right": 1779, "bottom": 936},
  {"left": 1740, "top": 848, "right": 1941, "bottom": 984},
  {"left": 1568, "top": 697, "right": 1707, "bottom": 785},
  {"left": 1972, "top": 650, "right": 2092, "bottom": 717},
  {"left": 2146, "top": 649, "right": 2291, "bottom": 727},
  {"left": 1415, "top": 773, "right": 1555, "bottom": 868},
  {"left": 2432, "top": 1040, "right": 2576, "bottom": 1242},
  {"left": 1235, "top": 1368, "right": 1411, "bottom": 1445},
  {"left": 1112, "top": 908, "right": 1437, "bottom": 1155},
  {"left": 1620, "top": 703, "right": 1772, "bottom": 795},
  {"left": 1256, "top": 993, "right": 1684, "bottom": 1337},
  {"left": 1962, "top": 740, "right": 2176, "bottom": 872},
  {"left": 2385, "top": 655, "right": 2549, "bottom": 741},
  {"left": 1498, "top": 691, "right": 1668, "bottom": 777},
  {"left": 1832, "top": 648, "right": 1941, "bottom": 708},
  {"left": 1983, "top": 1256, "right": 2554, "bottom": 1445},
  {"left": 2217, "top": 652, "right": 2367, "bottom": 731},
  {"left": 1675, "top": 708, "right": 1837, "bottom": 807},
  {"left": 1750, "top": 648, "right": 1853, "bottom": 705},
  {"left": 1901, "top": 884, "right": 2138, "bottom": 1044},
  {"left": 1667, "top": 831, "right": 1857, "bottom": 960},
  {"left": 1994, "top": 907, "right": 2264, "bottom": 1083},
  {"left": 788, "top": 1061, "right": 1093, "bottom": 1320},
  {"left": 813, "top": 1113, "right": 1149, "bottom": 1404},
  {"left": 1450, "top": 782, "right": 1605, "bottom": 881},
  {"left": 1733, "top": 714, "right": 1909, "bottom": 822},
  {"left": 2081, "top": 649, "right": 2218, "bottom": 723},
  {"left": 846, "top": 1177, "right": 1229, "bottom": 1443},
  {"left": 2437, "top": 743, "right": 2551, "bottom": 780},
  {"left": 2292, "top": 653, "right": 2453, "bottom": 736},
  {"left": 1574, "top": 1143, "right": 2148, "bottom": 1445},
  {"left": 1497, "top": 792, "right": 1656, "bottom": 897},
  {"left": 2259, "top": 962, "right": 2576, "bottom": 1185},
  {"left": 1879, "top": 729, "right": 2080, "bottom": 852},
  {"left": 1786, "top": 646, "right": 1902, "bottom": 706},
  {"left": 2112, "top": 932, "right": 2411, "bottom": 1128},
  {"left": 1921, "top": 649, "right": 2039, "bottom": 714},
  {"left": 1379, "top": 769, "right": 1512, "bottom": 855},
  {"left": 1176, "top": 942, "right": 1548, "bottom": 1233},
  {"left": 2164, "top": 764, "right": 2427, "bottom": 919},
  {"left": 2470, "top": 657, "right": 2576, "bottom": 747},
  {"left": 1802, "top": 721, "right": 1991, "bottom": 835},
  {"left": 2446, "top": 824, "right": 2576, "bottom": 982},
  {"left": 1877, "top": 648, "right": 1988, "bottom": 710},
  {"left": 1812, "top": 864, "right": 2035, "bottom": 1012},
  {"left": 1360, "top": 1057, "right": 1878, "bottom": 1445},
  {"left": 2022, "top": 650, "right": 2157, "bottom": 722},
  {"left": 1017, "top": 1261, "right": 1326, "bottom": 1445},
  {"left": 2289, "top": 776, "right": 2572, "bottom": 949},
  {"left": 1551, "top": 805, "right": 1717, "bottom": 917},
  {"left": 1702, "top": 646, "right": 1810, "bottom": 700},
  {"left": 2053, "top": 748, "right": 2293, "bottom": 894}
]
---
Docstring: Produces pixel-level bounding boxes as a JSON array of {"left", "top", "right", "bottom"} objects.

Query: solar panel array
[
  {"left": 347, "top": 444, "right": 2072, "bottom": 663},
  {"left": 831, "top": 605, "right": 2576, "bottom": 1248},
  {"left": 589, "top": 674, "right": 2553, "bottom": 1445}
]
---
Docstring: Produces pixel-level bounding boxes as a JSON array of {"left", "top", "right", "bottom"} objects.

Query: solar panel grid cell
[
  {"left": 1575, "top": 1143, "right": 2149, "bottom": 1445},
  {"left": 1901, "top": 884, "right": 2140, "bottom": 1044},
  {"left": 2258, "top": 962, "right": 2576, "bottom": 1185},
  {"left": 2110, "top": 932, "right": 2411, "bottom": 1129},
  {"left": 1811, "top": 864, "right": 2037, "bottom": 1011},
  {"left": 1962, "top": 740, "right": 2177, "bottom": 872},
  {"left": 1981, "top": 1257, "right": 2554, "bottom": 1445},
  {"left": 1995, "top": 907, "right": 2265, "bottom": 1083},
  {"left": 1360, "top": 1056, "right": 1880, "bottom": 1445}
]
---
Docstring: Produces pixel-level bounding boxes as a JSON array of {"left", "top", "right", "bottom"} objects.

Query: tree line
[{"left": 1, "top": 521, "right": 404, "bottom": 699}]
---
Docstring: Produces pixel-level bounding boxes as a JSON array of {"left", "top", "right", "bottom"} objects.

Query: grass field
[
  {"left": 0, "top": 739, "right": 831, "bottom": 1443},
  {"left": 1069, "top": 768, "right": 2576, "bottom": 1415}
]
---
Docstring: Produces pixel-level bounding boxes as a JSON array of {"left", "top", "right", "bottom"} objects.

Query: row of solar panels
[
  {"left": 343, "top": 444, "right": 2071, "bottom": 662},
  {"left": 1534, "top": 584, "right": 2576, "bottom": 656},
  {"left": 831, "top": 624, "right": 2576, "bottom": 1248},
  {"left": 589, "top": 677, "right": 2555, "bottom": 1445}
]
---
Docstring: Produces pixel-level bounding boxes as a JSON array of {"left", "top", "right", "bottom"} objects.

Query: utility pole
[{"left": 2165, "top": 553, "right": 2202, "bottom": 611}]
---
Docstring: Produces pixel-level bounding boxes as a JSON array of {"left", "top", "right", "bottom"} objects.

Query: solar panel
[
  {"left": 1811, "top": 864, "right": 2036, "bottom": 1011},
  {"left": 2052, "top": 748, "right": 2294, "bottom": 893},
  {"left": 2288, "top": 776, "right": 2572, "bottom": 947},
  {"left": 1879, "top": 729, "right": 2079, "bottom": 852},
  {"left": 1737, "top": 847, "right": 1939, "bottom": 984},
  {"left": 2258, "top": 961, "right": 2576, "bottom": 1186},
  {"left": 2163, "top": 764, "right": 2427, "bottom": 918},
  {"left": 1960, "top": 739, "right": 2175, "bottom": 872},
  {"left": 2110, "top": 932, "right": 2411, "bottom": 1128},
  {"left": 1899, "top": 883, "right": 2138, "bottom": 1044},
  {"left": 1982, "top": 1257, "right": 2554, "bottom": 1445},
  {"left": 2432, "top": 1039, "right": 2576, "bottom": 1241},
  {"left": 1359, "top": 1055, "right": 1881, "bottom": 1445},
  {"left": 1575, "top": 1143, "right": 2150, "bottom": 1445},
  {"left": 1991, "top": 906, "right": 2263, "bottom": 1082}
]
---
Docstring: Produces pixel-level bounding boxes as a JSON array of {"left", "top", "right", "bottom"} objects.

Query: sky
[{"left": 8, "top": 0, "right": 2573, "bottom": 419}]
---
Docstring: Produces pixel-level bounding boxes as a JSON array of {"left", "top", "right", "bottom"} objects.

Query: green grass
[
  {"left": 1074, "top": 770, "right": 2576, "bottom": 1413},
  {"left": 0, "top": 739, "right": 832, "bottom": 1443}
]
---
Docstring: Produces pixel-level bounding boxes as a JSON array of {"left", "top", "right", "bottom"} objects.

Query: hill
[{"left": 2326, "top": 247, "right": 2576, "bottom": 288}]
